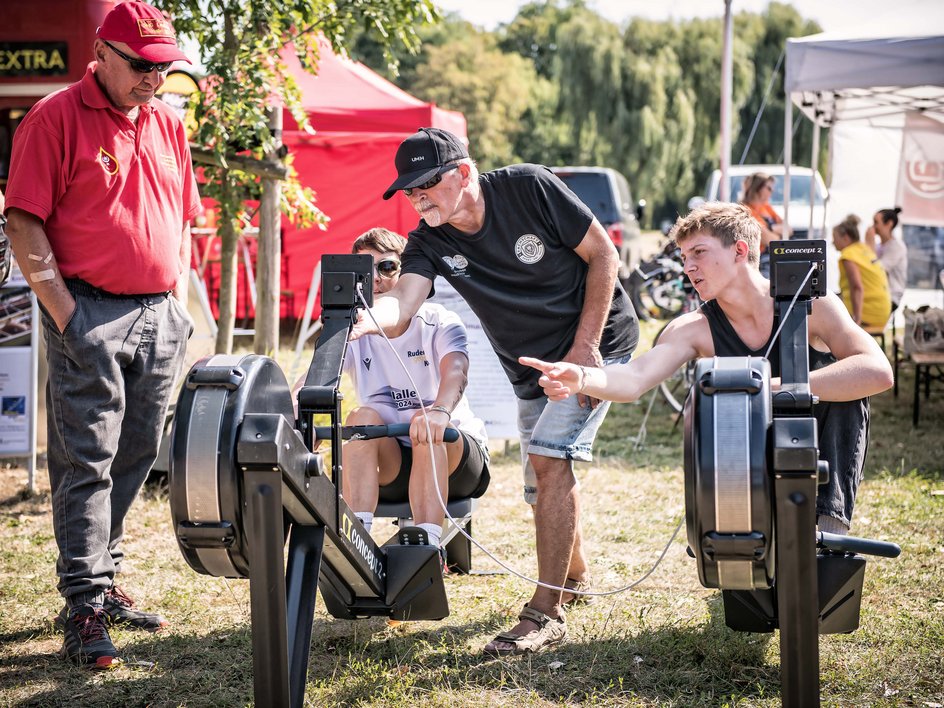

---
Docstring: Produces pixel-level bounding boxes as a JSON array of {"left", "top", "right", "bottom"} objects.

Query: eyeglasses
[
  {"left": 403, "top": 163, "right": 460, "bottom": 196},
  {"left": 374, "top": 258, "right": 401, "bottom": 279},
  {"left": 102, "top": 40, "right": 172, "bottom": 74}
]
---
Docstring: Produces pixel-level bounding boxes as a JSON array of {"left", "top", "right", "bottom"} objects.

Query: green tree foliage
[
  {"left": 733, "top": 3, "right": 825, "bottom": 169},
  {"left": 410, "top": 29, "right": 547, "bottom": 170},
  {"left": 352, "top": 0, "right": 823, "bottom": 225}
]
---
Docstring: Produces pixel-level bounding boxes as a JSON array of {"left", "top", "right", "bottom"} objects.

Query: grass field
[{"left": 1, "top": 325, "right": 942, "bottom": 707}]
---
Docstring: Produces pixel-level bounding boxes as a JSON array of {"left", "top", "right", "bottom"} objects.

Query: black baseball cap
[{"left": 382, "top": 128, "right": 469, "bottom": 200}]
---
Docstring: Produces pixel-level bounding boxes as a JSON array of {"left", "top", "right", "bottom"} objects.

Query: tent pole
[
  {"left": 784, "top": 95, "right": 793, "bottom": 231},
  {"left": 719, "top": 0, "right": 733, "bottom": 201},
  {"left": 809, "top": 123, "right": 820, "bottom": 234},
  {"left": 824, "top": 127, "right": 833, "bottom": 237},
  {"left": 291, "top": 261, "right": 322, "bottom": 383}
]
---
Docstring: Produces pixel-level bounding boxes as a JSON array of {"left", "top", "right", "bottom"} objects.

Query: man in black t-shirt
[
  {"left": 354, "top": 128, "right": 638, "bottom": 655},
  {"left": 522, "top": 202, "right": 893, "bottom": 539}
]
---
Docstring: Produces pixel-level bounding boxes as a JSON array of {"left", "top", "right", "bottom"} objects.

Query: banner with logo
[{"left": 896, "top": 113, "right": 944, "bottom": 227}]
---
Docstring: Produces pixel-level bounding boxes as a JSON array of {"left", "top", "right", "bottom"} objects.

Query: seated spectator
[
  {"left": 341, "top": 228, "right": 490, "bottom": 553},
  {"left": 865, "top": 207, "right": 907, "bottom": 310},
  {"left": 520, "top": 202, "right": 893, "bottom": 535},
  {"left": 740, "top": 172, "right": 789, "bottom": 277},
  {"left": 833, "top": 214, "right": 892, "bottom": 328}
]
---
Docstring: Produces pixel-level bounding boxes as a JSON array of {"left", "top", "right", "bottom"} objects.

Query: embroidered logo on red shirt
[{"left": 99, "top": 147, "right": 119, "bottom": 175}]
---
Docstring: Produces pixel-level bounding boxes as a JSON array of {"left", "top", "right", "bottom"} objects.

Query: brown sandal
[
  {"left": 562, "top": 576, "right": 595, "bottom": 607},
  {"left": 483, "top": 604, "right": 566, "bottom": 656}
]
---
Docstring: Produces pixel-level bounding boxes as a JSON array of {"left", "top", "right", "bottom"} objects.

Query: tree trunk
[
  {"left": 215, "top": 172, "right": 237, "bottom": 354},
  {"left": 254, "top": 106, "right": 283, "bottom": 356}
]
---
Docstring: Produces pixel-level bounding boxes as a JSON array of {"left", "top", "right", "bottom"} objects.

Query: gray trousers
[{"left": 42, "top": 288, "right": 191, "bottom": 607}]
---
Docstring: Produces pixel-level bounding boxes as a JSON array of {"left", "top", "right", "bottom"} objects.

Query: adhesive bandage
[{"left": 31, "top": 270, "right": 56, "bottom": 282}]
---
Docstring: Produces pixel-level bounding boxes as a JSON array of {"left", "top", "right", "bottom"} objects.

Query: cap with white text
[{"left": 382, "top": 128, "right": 468, "bottom": 200}]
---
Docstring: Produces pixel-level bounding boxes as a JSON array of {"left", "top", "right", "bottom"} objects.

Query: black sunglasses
[
  {"left": 102, "top": 40, "right": 172, "bottom": 74},
  {"left": 374, "top": 258, "right": 401, "bottom": 279},
  {"left": 403, "top": 163, "right": 460, "bottom": 196}
]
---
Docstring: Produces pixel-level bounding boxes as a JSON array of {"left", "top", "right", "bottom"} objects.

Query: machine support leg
[
  {"left": 774, "top": 473, "right": 820, "bottom": 707},
  {"left": 245, "top": 470, "right": 291, "bottom": 708},
  {"left": 285, "top": 524, "right": 325, "bottom": 708}
]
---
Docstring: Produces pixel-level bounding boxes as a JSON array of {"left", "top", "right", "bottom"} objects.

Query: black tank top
[{"left": 700, "top": 300, "right": 836, "bottom": 374}]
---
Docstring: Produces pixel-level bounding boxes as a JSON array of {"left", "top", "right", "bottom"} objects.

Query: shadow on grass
[
  {"left": 299, "top": 595, "right": 782, "bottom": 706},
  {"left": 473, "top": 594, "right": 778, "bottom": 705},
  {"left": 1, "top": 623, "right": 256, "bottom": 707}
]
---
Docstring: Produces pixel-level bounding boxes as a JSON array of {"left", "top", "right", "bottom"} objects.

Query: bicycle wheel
[
  {"left": 648, "top": 276, "right": 688, "bottom": 319},
  {"left": 655, "top": 322, "right": 696, "bottom": 412}
]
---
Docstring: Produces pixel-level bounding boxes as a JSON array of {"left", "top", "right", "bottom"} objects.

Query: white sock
[
  {"left": 417, "top": 522, "right": 442, "bottom": 547},
  {"left": 355, "top": 511, "right": 373, "bottom": 533},
  {"left": 817, "top": 514, "right": 849, "bottom": 535}
]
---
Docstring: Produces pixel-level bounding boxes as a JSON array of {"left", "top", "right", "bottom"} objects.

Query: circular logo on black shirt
[{"left": 515, "top": 234, "right": 545, "bottom": 264}]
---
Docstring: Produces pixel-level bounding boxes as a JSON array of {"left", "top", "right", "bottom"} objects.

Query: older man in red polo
[{"left": 4, "top": 1, "right": 199, "bottom": 668}]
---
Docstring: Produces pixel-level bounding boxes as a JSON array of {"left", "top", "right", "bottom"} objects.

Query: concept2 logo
[
  {"left": 773, "top": 245, "right": 823, "bottom": 256},
  {"left": 339, "top": 511, "right": 385, "bottom": 580}
]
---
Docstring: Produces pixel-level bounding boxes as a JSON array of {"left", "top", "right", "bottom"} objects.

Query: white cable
[
  {"left": 354, "top": 285, "right": 685, "bottom": 600},
  {"left": 764, "top": 263, "right": 817, "bottom": 361}
]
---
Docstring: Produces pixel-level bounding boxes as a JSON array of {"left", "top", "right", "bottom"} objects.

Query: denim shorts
[{"left": 518, "top": 354, "right": 630, "bottom": 504}]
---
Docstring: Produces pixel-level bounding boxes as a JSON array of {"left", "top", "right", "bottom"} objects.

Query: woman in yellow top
[{"left": 832, "top": 215, "right": 891, "bottom": 328}]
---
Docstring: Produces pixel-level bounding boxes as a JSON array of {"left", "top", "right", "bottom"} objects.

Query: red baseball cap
[{"left": 97, "top": 1, "right": 190, "bottom": 64}]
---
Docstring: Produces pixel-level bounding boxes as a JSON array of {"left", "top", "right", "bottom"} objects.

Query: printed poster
[
  {"left": 428, "top": 278, "right": 519, "bottom": 440},
  {"left": 0, "top": 345, "right": 30, "bottom": 454}
]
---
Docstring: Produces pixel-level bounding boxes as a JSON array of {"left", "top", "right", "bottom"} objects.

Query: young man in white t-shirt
[{"left": 342, "top": 228, "right": 489, "bottom": 552}]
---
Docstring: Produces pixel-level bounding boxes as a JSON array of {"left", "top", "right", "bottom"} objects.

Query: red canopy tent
[{"left": 277, "top": 45, "right": 467, "bottom": 319}]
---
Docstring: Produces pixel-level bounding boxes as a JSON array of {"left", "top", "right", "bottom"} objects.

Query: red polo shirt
[{"left": 5, "top": 63, "right": 201, "bottom": 294}]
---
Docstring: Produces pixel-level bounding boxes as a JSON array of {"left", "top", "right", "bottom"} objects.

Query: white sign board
[
  {"left": 0, "top": 345, "right": 31, "bottom": 454},
  {"left": 428, "top": 278, "right": 519, "bottom": 439}
]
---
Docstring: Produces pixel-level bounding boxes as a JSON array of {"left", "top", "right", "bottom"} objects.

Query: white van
[{"left": 688, "top": 164, "right": 830, "bottom": 239}]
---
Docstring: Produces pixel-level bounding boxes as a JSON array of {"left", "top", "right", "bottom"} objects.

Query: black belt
[{"left": 65, "top": 278, "right": 170, "bottom": 300}]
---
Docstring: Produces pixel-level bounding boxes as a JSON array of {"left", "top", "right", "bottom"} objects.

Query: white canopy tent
[{"left": 783, "top": 6, "right": 944, "bottom": 294}]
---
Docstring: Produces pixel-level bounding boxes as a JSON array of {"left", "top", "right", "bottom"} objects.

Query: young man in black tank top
[{"left": 522, "top": 202, "right": 893, "bottom": 536}]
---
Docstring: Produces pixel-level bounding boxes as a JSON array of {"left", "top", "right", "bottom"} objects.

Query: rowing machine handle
[{"left": 313, "top": 423, "right": 460, "bottom": 443}]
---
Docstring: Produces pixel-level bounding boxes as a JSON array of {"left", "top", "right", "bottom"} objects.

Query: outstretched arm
[
  {"left": 350, "top": 273, "right": 432, "bottom": 340},
  {"left": 520, "top": 313, "right": 704, "bottom": 403}
]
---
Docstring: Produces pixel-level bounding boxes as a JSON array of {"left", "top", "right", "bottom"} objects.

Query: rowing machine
[{"left": 168, "top": 255, "right": 458, "bottom": 707}]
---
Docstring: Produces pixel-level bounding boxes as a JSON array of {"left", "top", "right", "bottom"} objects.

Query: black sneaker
[
  {"left": 103, "top": 585, "right": 168, "bottom": 632},
  {"left": 60, "top": 604, "right": 121, "bottom": 670}
]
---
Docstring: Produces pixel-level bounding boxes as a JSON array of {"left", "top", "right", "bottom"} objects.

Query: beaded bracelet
[{"left": 577, "top": 365, "right": 590, "bottom": 393}]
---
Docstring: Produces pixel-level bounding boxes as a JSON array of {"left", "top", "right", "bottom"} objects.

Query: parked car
[
  {"left": 687, "top": 164, "right": 830, "bottom": 240},
  {"left": 550, "top": 166, "right": 646, "bottom": 282}
]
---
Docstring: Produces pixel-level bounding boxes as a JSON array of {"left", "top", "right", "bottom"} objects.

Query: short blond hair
[{"left": 671, "top": 202, "right": 763, "bottom": 267}]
